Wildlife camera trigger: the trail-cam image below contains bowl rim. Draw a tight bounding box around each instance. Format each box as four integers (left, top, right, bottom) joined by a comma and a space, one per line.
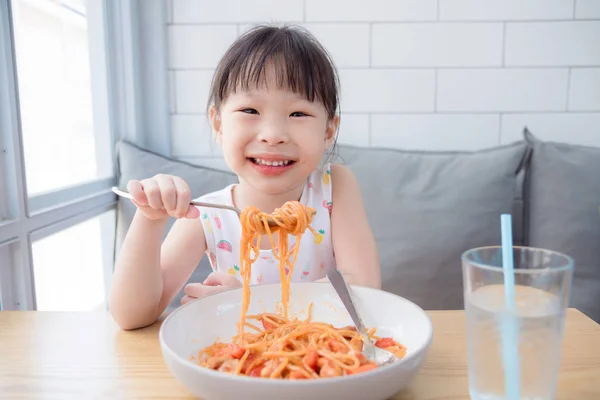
159, 281, 434, 386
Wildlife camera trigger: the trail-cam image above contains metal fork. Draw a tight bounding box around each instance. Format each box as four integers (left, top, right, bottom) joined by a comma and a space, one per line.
112, 187, 291, 228
326, 269, 397, 366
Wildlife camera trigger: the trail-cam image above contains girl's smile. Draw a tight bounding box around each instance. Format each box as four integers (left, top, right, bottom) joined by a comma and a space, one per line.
248, 155, 297, 176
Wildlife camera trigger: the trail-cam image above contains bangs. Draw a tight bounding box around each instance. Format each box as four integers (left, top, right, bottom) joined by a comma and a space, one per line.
209, 25, 339, 118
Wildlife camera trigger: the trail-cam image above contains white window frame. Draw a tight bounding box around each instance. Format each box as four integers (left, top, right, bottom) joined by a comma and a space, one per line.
0, 0, 171, 311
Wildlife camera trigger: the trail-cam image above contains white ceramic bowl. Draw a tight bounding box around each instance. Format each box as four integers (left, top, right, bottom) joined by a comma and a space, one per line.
159, 282, 433, 400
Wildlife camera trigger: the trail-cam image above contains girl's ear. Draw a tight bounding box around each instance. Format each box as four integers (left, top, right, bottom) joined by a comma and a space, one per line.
324, 115, 339, 150
209, 106, 222, 144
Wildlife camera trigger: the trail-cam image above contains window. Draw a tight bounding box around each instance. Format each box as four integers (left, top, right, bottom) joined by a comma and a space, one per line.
32, 210, 115, 311
11, 0, 113, 197
0, 0, 117, 311
0, 0, 170, 311
0, 240, 29, 310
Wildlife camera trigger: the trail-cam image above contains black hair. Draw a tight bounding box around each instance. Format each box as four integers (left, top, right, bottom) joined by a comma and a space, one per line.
207, 24, 340, 122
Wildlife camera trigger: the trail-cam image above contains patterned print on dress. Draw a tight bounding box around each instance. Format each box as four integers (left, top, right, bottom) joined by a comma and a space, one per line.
202, 213, 212, 233
323, 200, 332, 215
300, 263, 310, 280
227, 264, 239, 276
323, 169, 330, 185
217, 240, 232, 252
314, 229, 325, 244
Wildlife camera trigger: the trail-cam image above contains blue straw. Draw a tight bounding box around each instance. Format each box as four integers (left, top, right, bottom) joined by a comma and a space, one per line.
500, 214, 520, 399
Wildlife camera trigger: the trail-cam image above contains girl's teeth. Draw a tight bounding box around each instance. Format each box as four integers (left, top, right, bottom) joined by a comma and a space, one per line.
253, 158, 290, 166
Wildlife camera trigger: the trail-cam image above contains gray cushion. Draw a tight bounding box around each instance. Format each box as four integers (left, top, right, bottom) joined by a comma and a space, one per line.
524, 129, 600, 322
115, 141, 238, 308
337, 142, 528, 311
512, 170, 526, 247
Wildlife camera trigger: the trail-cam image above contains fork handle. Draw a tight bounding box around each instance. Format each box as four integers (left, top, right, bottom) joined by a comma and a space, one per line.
188, 200, 240, 215
111, 187, 241, 215
326, 269, 375, 353
326, 269, 368, 334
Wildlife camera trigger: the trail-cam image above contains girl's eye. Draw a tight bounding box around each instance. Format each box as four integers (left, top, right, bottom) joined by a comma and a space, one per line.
240, 108, 258, 115
290, 111, 308, 117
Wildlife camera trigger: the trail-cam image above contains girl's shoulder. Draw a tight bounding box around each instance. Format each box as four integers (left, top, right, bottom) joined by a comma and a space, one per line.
303, 162, 354, 212
306, 162, 333, 187
309, 163, 360, 207
306, 162, 353, 189
304, 163, 332, 204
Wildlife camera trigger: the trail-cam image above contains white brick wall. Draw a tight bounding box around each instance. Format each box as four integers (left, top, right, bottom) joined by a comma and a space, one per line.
174, 70, 213, 113
172, 0, 303, 23
167, 0, 600, 162
168, 25, 238, 69
171, 115, 219, 157
371, 114, 500, 150
340, 69, 435, 112
305, 0, 438, 22
304, 24, 370, 68
569, 68, 600, 110
505, 21, 600, 66
575, 0, 600, 19
439, 0, 575, 21
437, 69, 570, 112
372, 23, 504, 67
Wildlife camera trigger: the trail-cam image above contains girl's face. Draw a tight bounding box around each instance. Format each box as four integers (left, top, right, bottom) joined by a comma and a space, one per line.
210, 70, 338, 197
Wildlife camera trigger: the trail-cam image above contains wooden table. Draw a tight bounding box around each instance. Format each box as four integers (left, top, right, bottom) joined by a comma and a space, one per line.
0, 309, 599, 399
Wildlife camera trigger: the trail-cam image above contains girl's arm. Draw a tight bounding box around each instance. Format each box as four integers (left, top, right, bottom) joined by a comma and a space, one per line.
327, 164, 382, 289
110, 214, 206, 330
109, 176, 207, 330
324, 165, 381, 289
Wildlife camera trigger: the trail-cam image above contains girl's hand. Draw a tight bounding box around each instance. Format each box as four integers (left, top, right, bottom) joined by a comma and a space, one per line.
181, 272, 242, 304
126, 174, 200, 221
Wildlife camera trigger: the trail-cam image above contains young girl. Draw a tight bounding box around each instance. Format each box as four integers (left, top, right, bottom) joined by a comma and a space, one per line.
109, 25, 380, 330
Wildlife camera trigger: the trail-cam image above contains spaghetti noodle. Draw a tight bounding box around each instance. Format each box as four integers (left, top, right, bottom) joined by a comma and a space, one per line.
195, 201, 406, 379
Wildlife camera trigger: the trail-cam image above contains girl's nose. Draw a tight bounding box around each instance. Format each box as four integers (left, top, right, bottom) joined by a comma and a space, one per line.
260, 136, 286, 145
257, 122, 289, 145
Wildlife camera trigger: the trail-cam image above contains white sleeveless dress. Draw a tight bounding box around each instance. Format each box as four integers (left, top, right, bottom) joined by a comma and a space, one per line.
195, 164, 336, 285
